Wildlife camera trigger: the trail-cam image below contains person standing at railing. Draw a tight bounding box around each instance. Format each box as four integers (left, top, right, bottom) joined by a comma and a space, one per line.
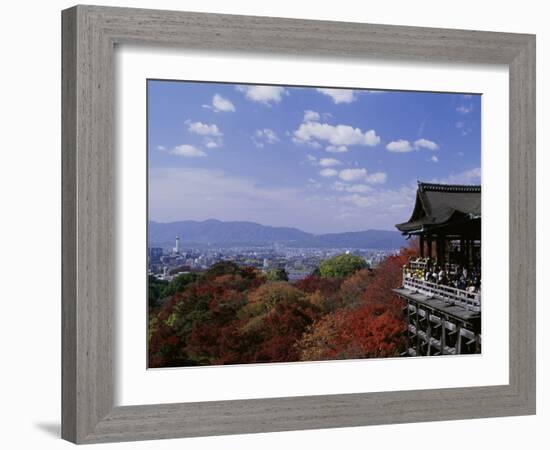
440, 269, 450, 286
424, 269, 432, 282
403, 258, 481, 295
430, 268, 438, 284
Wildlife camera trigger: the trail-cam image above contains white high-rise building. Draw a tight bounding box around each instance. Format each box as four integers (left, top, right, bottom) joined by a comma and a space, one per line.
174, 235, 180, 254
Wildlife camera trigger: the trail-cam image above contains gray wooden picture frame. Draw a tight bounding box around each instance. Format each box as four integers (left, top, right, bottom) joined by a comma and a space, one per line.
61, 4, 536, 444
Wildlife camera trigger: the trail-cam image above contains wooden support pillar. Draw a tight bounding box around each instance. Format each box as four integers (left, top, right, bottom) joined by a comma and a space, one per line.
441, 320, 446, 354
409, 304, 412, 354
426, 315, 432, 356
436, 237, 443, 266
473, 240, 480, 267
455, 325, 462, 354
427, 236, 432, 260
415, 305, 420, 355
419, 235, 424, 257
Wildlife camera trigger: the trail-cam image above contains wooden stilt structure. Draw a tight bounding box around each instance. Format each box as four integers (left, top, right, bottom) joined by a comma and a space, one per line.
394, 182, 481, 356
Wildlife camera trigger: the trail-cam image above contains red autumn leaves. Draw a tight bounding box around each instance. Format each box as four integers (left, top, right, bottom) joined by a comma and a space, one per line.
149, 247, 417, 368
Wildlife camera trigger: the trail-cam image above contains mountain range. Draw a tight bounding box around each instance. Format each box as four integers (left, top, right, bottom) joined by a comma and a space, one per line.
148, 219, 406, 249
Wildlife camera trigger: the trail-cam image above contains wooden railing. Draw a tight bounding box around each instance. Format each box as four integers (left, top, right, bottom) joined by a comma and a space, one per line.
402, 276, 481, 312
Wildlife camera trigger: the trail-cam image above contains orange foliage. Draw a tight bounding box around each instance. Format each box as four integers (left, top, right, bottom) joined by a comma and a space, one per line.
361, 246, 416, 306
297, 247, 416, 361
339, 268, 374, 308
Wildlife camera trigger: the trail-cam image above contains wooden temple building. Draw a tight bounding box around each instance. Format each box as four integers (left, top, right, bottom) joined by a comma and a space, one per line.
394, 182, 481, 356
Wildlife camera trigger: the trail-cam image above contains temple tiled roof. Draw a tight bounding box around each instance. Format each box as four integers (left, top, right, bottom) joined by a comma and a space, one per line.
395, 182, 481, 234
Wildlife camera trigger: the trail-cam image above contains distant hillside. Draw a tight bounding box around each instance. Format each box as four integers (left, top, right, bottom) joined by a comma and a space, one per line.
297, 230, 407, 249
149, 219, 406, 250
149, 219, 310, 246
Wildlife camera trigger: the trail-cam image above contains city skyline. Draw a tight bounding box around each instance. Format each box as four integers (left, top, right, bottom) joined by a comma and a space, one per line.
148, 81, 481, 234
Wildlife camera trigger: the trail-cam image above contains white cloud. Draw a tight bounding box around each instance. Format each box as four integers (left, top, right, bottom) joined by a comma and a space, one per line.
458, 151, 465, 157
318, 158, 342, 167
212, 94, 235, 112
187, 121, 223, 137
326, 145, 349, 153
365, 172, 387, 184
253, 128, 279, 147
202, 94, 235, 112
428, 155, 439, 163
456, 121, 471, 136
236, 85, 287, 105
306, 178, 322, 190
306, 154, 317, 163
157, 145, 166, 151
319, 168, 338, 177
386, 139, 413, 153
149, 167, 403, 232
307, 141, 322, 149
293, 122, 380, 149
341, 194, 376, 208
149, 168, 417, 233
348, 184, 373, 193
316, 88, 356, 104
414, 138, 439, 150
170, 145, 207, 158
432, 167, 481, 185
332, 182, 373, 193
150, 167, 304, 224
210, 94, 235, 112
386, 138, 439, 153
338, 184, 417, 214
339, 168, 367, 181
456, 104, 473, 114
204, 138, 221, 149
186, 121, 223, 147
303, 110, 321, 122
337, 168, 387, 184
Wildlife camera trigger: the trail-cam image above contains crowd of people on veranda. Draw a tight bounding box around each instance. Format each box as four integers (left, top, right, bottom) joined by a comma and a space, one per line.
403, 257, 481, 294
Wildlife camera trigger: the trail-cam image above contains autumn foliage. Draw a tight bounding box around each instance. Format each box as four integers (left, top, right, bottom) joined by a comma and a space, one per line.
148, 247, 417, 368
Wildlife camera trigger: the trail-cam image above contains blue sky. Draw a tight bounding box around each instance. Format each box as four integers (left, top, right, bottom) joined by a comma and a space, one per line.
148, 80, 481, 234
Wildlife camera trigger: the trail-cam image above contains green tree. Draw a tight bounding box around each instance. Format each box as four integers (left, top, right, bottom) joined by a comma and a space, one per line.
266, 268, 289, 282
160, 272, 199, 298
319, 253, 368, 279
204, 261, 241, 278
148, 263, 266, 367
171, 272, 198, 292
148, 274, 168, 307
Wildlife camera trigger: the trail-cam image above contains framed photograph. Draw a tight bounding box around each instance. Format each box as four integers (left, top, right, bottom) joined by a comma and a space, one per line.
62, 5, 536, 444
